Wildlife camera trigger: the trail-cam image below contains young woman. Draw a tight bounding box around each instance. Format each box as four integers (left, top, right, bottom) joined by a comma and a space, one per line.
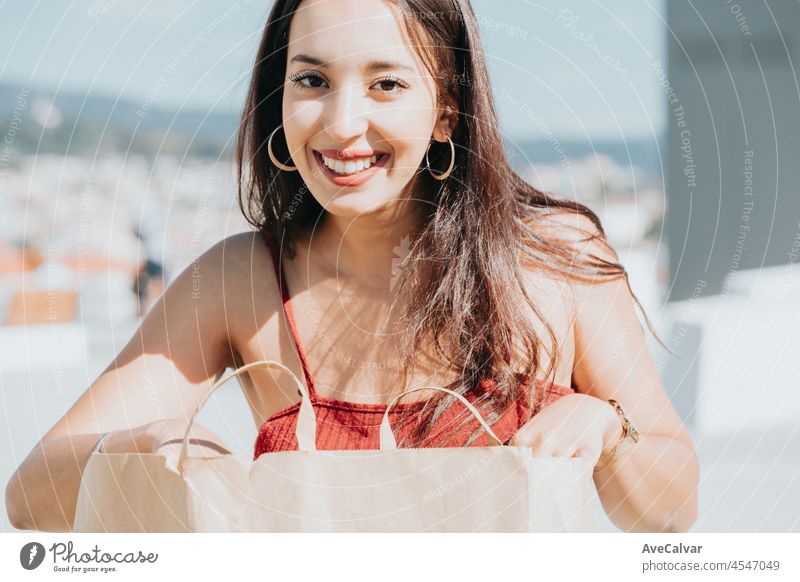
6, 0, 698, 533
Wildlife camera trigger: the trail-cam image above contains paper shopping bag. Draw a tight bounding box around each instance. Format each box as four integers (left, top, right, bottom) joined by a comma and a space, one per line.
73, 360, 596, 532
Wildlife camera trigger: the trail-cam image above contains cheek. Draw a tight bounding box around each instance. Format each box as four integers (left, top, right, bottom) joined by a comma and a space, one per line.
378, 112, 435, 171
387, 93, 438, 157
282, 101, 323, 159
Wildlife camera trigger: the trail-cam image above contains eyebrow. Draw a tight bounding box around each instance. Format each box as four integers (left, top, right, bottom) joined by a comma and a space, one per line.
289, 53, 415, 73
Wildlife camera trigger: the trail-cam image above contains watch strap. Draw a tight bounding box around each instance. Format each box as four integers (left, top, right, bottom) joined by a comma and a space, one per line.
593, 399, 637, 472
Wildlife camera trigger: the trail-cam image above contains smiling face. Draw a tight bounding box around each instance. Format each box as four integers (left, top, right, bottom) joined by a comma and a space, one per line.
282, 0, 450, 218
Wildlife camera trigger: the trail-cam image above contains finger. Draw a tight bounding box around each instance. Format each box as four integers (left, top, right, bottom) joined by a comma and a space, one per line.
508, 431, 541, 449
509, 429, 547, 450
507, 424, 537, 447
531, 433, 559, 457
572, 445, 600, 462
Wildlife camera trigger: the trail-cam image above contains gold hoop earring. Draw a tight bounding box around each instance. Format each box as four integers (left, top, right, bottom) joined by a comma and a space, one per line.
267, 124, 297, 171
425, 135, 455, 181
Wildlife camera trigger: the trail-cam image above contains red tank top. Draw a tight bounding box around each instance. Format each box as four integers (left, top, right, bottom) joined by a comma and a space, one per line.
253, 228, 577, 459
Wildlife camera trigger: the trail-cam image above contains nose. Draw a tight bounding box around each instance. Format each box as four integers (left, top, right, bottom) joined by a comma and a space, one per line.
323, 83, 369, 143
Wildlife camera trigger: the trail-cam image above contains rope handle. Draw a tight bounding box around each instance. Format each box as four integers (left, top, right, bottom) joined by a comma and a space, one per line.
176, 361, 503, 468
379, 386, 503, 450
177, 359, 314, 474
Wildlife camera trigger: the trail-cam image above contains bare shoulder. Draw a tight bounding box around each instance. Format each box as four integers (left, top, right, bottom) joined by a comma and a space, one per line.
204, 230, 282, 338
522, 208, 622, 314
180, 230, 275, 309
535, 211, 650, 397
516, 209, 613, 381
207, 230, 274, 269
532, 208, 624, 292
123, 229, 279, 370
535, 208, 618, 262
151, 228, 283, 366
210, 230, 276, 277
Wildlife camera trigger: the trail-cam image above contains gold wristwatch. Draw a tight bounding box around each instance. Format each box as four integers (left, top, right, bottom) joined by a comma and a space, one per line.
593, 398, 640, 472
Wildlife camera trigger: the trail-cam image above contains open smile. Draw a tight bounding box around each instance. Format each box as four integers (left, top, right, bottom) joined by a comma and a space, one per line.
312, 149, 391, 187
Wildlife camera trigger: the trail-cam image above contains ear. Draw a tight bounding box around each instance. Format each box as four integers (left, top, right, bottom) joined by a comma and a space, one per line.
432, 104, 458, 142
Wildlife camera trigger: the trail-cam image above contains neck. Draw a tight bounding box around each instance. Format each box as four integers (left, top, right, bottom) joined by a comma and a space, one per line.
311, 199, 424, 291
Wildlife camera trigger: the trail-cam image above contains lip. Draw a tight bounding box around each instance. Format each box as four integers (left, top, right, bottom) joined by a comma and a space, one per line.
312, 149, 390, 187
316, 148, 388, 160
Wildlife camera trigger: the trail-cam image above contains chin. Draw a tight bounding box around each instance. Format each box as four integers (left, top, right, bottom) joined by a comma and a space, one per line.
313, 186, 401, 218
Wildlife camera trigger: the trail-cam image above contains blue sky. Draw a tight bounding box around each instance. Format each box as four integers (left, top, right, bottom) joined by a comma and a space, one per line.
0, 0, 666, 141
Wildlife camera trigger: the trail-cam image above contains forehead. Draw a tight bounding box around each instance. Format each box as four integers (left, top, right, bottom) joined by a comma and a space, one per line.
288, 0, 421, 69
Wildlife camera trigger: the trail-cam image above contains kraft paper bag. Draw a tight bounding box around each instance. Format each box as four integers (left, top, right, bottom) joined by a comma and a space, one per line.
73, 360, 595, 532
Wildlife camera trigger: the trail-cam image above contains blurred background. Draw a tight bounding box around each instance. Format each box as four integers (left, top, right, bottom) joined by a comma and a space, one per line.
0, 0, 798, 532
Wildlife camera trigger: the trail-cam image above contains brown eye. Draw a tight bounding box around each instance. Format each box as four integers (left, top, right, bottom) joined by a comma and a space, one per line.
372, 75, 409, 94
289, 71, 328, 89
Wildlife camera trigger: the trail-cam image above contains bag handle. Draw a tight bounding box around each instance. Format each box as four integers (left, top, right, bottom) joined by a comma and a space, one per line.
379, 386, 503, 450
177, 359, 317, 474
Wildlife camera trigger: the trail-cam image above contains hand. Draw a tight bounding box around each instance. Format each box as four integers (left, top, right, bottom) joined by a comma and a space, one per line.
100, 419, 232, 460
507, 394, 622, 465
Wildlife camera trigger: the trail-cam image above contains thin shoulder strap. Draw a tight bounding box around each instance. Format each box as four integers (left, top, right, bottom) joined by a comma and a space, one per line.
257, 227, 317, 397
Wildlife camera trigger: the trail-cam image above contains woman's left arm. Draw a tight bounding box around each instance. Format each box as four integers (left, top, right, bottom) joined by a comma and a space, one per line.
570, 257, 699, 532
511, 213, 700, 532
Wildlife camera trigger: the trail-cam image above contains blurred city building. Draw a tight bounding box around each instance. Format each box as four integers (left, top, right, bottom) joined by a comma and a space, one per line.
666, 0, 800, 301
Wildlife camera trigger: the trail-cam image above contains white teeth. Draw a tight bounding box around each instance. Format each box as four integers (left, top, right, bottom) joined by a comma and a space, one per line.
320, 153, 381, 175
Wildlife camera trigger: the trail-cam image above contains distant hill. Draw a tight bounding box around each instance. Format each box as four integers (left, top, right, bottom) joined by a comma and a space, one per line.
0, 82, 663, 173
505, 136, 663, 176
0, 82, 239, 161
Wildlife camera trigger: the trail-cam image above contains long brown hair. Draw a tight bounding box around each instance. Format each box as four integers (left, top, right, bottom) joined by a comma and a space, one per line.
236, 0, 664, 446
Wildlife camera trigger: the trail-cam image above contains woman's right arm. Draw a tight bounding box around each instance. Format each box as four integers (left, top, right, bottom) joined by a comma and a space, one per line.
4, 235, 251, 532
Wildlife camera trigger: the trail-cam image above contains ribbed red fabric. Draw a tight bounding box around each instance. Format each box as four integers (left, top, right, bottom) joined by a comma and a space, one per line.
253, 228, 577, 459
